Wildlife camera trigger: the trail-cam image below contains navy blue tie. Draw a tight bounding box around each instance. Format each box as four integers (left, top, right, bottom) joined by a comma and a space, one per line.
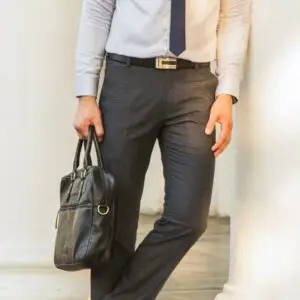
170, 0, 186, 56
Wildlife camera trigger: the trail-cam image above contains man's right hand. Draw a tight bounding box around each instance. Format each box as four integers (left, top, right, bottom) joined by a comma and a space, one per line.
73, 96, 104, 140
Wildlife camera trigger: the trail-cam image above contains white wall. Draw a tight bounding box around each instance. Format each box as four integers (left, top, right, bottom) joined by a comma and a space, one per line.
0, 1, 89, 299
216, 0, 300, 299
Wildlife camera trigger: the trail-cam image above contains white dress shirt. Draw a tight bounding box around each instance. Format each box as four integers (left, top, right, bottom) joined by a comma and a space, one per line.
76, 0, 251, 100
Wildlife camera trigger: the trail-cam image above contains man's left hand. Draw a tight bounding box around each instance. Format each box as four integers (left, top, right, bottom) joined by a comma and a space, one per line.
205, 94, 233, 157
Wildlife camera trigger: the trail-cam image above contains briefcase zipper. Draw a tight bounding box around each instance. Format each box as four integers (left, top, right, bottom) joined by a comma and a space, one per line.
55, 203, 92, 229
55, 202, 108, 229
60, 202, 92, 210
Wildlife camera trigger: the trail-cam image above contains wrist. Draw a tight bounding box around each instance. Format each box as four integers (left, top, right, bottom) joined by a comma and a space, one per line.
78, 96, 97, 103
216, 94, 233, 103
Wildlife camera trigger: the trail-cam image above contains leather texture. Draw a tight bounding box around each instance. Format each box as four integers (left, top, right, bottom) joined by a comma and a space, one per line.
54, 126, 115, 271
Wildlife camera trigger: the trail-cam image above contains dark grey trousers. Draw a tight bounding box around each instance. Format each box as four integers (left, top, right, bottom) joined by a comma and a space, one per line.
91, 57, 217, 300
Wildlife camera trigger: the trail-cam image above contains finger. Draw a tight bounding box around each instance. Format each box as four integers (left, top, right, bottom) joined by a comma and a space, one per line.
93, 116, 104, 140
205, 113, 217, 135
214, 138, 231, 157
74, 121, 89, 139
81, 123, 90, 139
212, 131, 227, 152
212, 123, 232, 152
77, 131, 85, 140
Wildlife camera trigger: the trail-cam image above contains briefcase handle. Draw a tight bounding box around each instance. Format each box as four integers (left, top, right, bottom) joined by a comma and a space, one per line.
72, 126, 104, 174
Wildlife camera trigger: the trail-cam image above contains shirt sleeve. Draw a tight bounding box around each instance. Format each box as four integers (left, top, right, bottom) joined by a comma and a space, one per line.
75, 0, 115, 98
216, 0, 251, 102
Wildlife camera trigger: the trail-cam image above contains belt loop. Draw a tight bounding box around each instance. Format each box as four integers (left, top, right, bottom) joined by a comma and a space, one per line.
194, 63, 199, 71
126, 57, 131, 67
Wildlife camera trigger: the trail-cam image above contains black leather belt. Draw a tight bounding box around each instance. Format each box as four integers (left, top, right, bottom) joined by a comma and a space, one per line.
107, 53, 210, 70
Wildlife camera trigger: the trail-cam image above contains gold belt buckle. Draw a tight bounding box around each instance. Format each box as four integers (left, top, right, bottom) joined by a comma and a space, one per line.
155, 57, 177, 70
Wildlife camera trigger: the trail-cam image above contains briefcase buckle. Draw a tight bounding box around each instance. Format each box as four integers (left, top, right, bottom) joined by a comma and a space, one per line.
155, 57, 177, 70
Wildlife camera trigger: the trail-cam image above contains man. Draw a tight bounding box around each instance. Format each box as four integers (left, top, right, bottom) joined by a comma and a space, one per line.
74, 0, 250, 299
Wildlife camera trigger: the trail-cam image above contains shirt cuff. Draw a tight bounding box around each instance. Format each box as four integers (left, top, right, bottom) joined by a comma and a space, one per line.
75, 73, 100, 98
216, 72, 240, 104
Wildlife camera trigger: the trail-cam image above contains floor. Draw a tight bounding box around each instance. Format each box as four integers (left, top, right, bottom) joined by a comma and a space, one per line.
136, 215, 230, 300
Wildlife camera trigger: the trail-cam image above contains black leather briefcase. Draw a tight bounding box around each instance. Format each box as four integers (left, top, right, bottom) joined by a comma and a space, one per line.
54, 126, 115, 271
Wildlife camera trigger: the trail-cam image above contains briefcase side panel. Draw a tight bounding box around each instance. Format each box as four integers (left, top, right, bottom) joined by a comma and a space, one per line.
54, 204, 93, 271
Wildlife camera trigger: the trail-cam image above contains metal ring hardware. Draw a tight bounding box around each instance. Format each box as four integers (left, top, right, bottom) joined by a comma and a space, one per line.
97, 205, 110, 216
80, 169, 87, 180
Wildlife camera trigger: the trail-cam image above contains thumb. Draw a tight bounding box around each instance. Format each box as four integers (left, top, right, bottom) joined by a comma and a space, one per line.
205, 113, 217, 135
